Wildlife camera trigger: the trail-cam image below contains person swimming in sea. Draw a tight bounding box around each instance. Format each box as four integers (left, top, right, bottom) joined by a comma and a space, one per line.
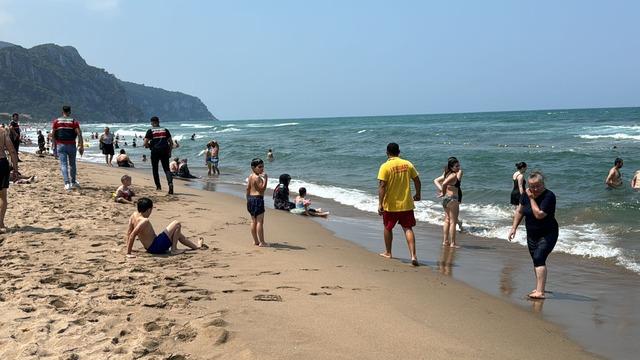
511, 162, 527, 206
605, 158, 624, 189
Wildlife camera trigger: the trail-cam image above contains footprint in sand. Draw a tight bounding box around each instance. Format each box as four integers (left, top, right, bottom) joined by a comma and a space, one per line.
309, 292, 332, 296
276, 286, 301, 292
299, 268, 320, 272
321, 285, 343, 290
253, 294, 282, 302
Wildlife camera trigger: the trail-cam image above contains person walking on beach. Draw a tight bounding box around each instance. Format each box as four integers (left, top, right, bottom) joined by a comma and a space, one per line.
99, 127, 115, 166
511, 162, 527, 206
52, 105, 84, 190
8, 113, 21, 162
508, 171, 558, 299
144, 116, 174, 194
434, 157, 463, 247
247, 158, 269, 247
377, 143, 421, 266
0, 125, 19, 233
605, 158, 624, 189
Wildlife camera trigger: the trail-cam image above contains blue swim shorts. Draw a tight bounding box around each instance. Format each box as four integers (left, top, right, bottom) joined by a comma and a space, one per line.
247, 195, 265, 217
147, 231, 172, 254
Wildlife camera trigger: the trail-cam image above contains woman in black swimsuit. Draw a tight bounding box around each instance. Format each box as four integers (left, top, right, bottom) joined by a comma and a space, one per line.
510, 162, 527, 206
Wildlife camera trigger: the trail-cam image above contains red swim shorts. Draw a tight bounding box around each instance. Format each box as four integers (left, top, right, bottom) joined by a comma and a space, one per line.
382, 210, 416, 231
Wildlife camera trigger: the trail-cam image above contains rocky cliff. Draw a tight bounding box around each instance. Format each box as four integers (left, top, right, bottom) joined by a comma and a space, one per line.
0, 42, 217, 122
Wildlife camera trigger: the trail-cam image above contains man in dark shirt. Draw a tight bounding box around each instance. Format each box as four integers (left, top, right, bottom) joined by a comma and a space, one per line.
52, 105, 84, 190
37, 130, 46, 153
9, 113, 21, 162
144, 116, 174, 194
508, 171, 558, 300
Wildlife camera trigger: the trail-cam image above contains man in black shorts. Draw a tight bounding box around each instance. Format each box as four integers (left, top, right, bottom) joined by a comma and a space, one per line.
144, 116, 174, 194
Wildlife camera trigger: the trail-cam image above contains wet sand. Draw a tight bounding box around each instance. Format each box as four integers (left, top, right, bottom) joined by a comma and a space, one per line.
0, 153, 596, 359
203, 183, 637, 360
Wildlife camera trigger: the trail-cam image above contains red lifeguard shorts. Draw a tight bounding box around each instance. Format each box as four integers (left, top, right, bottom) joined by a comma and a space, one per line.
383, 210, 416, 231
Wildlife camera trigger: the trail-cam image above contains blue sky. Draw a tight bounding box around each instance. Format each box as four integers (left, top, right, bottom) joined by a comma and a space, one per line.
1, 0, 639, 120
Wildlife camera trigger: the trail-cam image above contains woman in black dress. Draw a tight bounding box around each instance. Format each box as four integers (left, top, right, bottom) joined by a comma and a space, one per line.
508, 171, 557, 299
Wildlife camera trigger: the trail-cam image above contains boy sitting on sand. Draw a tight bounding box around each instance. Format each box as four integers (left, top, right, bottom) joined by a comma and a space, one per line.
291, 187, 329, 217
246, 158, 269, 247
125, 197, 205, 257
115, 175, 136, 204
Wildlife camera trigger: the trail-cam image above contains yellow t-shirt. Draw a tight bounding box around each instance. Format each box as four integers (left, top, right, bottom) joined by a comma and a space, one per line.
377, 157, 419, 212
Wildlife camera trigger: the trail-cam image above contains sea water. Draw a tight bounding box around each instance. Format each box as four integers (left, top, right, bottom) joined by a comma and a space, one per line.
22, 107, 640, 274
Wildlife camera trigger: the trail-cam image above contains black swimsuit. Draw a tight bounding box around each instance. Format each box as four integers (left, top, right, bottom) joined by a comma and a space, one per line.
511, 176, 525, 205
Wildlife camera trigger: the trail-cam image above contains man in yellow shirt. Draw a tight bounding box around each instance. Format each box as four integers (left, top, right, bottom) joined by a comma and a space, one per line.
377, 143, 421, 266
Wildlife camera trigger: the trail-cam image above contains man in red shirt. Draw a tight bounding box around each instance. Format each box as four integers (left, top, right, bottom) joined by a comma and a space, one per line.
52, 105, 84, 191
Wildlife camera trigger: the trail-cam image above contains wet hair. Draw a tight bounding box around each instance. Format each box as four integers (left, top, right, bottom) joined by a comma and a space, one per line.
444, 157, 459, 177
11, 113, 18, 118
298, 187, 307, 197
173, 157, 179, 162
120, 149, 126, 154
137, 197, 153, 213
515, 162, 527, 170
150, 116, 159, 123
251, 158, 264, 168
279, 173, 291, 187
386, 143, 400, 156
528, 171, 545, 185
62, 105, 71, 114
614, 157, 623, 166
121, 175, 131, 183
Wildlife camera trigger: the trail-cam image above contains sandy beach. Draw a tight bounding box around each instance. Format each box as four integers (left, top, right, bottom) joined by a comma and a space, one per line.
0, 153, 597, 359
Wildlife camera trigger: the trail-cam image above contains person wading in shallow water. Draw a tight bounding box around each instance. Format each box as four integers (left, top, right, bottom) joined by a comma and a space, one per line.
377, 142, 421, 266
508, 171, 558, 300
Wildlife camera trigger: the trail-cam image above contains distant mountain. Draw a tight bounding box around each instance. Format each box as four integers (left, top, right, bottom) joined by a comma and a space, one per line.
0, 43, 217, 122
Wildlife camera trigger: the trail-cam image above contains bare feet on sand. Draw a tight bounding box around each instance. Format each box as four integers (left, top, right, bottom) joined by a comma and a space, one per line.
171, 249, 186, 255
379, 253, 392, 259
197, 238, 208, 249
257, 242, 270, 247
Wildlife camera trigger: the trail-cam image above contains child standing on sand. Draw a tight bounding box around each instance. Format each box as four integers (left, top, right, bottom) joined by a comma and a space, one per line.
115, 174, 136, 204
246, 158, 269, 247
125, 197, 205, 257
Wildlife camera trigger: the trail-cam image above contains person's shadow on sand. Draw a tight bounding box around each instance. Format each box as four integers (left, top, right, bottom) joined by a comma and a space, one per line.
268, 243, 306, 251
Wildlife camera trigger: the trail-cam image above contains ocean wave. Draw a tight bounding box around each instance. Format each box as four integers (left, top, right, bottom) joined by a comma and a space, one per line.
266, 177, 640, 274
357, 130, 367, 134
215, 128, 241, 133
245, 122, 299, 128
578, 134, 640, 141
179, 123, 216, 129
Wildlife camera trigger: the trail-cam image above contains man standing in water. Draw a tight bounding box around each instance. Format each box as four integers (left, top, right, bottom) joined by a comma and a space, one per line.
52, 105, 84, 190
377, 142, 421, 266
605, 157, 624, 189
144, 116, 174, 194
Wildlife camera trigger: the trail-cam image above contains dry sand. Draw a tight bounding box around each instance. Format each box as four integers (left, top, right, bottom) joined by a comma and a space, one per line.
0, 153, 598, 359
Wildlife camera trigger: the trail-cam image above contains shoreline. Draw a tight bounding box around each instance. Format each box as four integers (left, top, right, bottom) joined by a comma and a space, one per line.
187, 176, 639, 360
0, 153, 598, 359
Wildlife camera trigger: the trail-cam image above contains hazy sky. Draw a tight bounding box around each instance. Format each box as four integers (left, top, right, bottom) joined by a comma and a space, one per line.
1, 0, 639, 120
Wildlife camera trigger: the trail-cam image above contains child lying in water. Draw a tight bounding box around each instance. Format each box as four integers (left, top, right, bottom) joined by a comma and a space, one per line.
291, 187, 329, 216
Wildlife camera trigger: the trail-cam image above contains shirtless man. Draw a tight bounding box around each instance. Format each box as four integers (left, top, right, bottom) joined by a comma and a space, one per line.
631, 170, 640, 190
605, 158, 624, 189
125, 197, 205, 257
0, 126, 19, 232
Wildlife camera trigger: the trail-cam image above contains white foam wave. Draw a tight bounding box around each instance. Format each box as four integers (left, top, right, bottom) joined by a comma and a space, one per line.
179, 123, 216, 129
578, 134, 640, 141
357, 130, 367, 134
245, 122, 299, 128
215, 128, 241, 133
266, 178, 639, 274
